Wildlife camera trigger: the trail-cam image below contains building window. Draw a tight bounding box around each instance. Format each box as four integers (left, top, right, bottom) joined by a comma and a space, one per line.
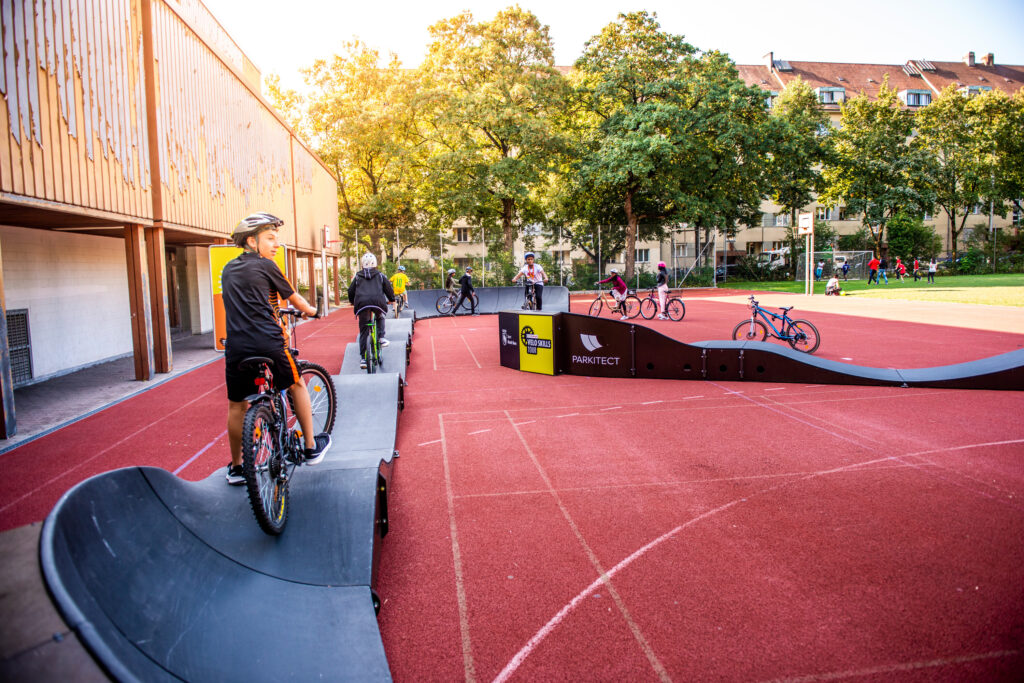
635, 249, 650, 263
673, 244, 688, 258
1012, 205, 1022, 227
960, 85, 992, 98
816, 87, 845, 104
901, 90, 932, 106
971, 204, 982, 215
454, 257, 472, 270
923, 210, 933, 221
455, 228, 471, 242
746, 243, 760, 255
774, 213, 790, 227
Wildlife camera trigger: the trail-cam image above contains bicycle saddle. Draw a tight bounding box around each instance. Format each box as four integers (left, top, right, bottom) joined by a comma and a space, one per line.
780, 306, 794, 313
238, 356, 273, 371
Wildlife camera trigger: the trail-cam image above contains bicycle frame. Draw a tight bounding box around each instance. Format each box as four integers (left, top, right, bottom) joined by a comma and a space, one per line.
745, 301, 793, 340
592, 288, 625, 314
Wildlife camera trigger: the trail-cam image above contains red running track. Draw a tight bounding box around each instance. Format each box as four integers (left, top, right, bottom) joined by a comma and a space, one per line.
377, 304, 1024, 681
2, 300, 1023, 680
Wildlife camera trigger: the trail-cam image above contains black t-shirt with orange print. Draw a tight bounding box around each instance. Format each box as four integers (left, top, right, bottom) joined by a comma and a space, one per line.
221, 251, 295, 355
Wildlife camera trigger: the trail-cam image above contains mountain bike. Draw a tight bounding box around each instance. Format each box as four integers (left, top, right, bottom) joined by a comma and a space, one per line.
239, 306, 337, 535
435, 290, 479, 315
731, 295, 821, 354
359, 305, 387, 374
639, 287, 686, 321
520, 281, 538, 310
588, 286, 641, 319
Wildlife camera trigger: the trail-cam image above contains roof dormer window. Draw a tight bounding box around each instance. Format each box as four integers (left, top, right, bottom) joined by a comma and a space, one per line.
816, 87, 845, 104
899, 89, 932, 106
959, 85, 992, 97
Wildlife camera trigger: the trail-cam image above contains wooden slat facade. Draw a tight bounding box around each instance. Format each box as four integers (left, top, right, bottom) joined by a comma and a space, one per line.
0, 0, 339, 251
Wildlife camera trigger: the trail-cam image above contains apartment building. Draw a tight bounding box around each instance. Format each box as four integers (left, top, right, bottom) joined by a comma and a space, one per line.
0, 0, 340, 437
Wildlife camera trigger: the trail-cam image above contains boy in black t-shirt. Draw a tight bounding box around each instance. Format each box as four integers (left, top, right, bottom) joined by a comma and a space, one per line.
221, 213, 332, 485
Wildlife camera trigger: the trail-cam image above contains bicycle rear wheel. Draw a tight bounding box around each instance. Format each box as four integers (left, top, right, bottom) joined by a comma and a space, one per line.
785, 319, 821, 354
588, 299, 603, 316
460, 293, 479, 312
639, 297, 658, 320
666, 298, 686, 321
436, 295, 454, 315
622, 295, 642, 319
298, 361, 336, 435
732, 319, 767, 341
242, 402, 289, 535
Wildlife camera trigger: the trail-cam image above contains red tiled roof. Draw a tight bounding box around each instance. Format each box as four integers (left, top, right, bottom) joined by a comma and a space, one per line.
913, 61, 1024, 96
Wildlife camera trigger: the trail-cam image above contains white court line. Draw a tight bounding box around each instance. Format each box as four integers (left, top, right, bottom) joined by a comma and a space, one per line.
804, 385, 824, 388
461, 335, 482, 369
764, 387, 786, 391
642, 400, 662, 405
555, 413, 579, 418
467, 429, 491, 435
431, 335, 438, 371
173, 429, 227, 475
418, 439, 442, 447
439, 415, 477, 681
601, 406, 622, 411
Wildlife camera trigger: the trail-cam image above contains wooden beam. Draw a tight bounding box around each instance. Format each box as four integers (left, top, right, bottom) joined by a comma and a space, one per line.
0, 238, 17, 438
124, 225, 154, 380
332, 256, 340, 306
307, 252, 316, 306
146, 226, 172, 373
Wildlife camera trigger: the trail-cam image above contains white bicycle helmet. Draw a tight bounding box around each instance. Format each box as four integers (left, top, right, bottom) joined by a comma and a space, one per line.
361, 252, 377, 269
609, 268, 619, 274
448, 268, 456, 274
231, 212, 283, 248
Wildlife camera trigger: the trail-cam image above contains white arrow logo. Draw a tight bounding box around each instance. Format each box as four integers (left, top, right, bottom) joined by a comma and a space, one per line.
581, 334, 603, 352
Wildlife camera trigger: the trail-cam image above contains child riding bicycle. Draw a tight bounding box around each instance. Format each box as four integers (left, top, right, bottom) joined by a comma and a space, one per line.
348, 253, 396, 369
511, 251, 548, 310
221, 213, 332, 485
389, 265, 409, 316
597, 269, 630, 320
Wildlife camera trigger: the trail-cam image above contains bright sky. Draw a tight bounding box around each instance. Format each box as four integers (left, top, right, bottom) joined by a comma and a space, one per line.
202, 0, 1024, 92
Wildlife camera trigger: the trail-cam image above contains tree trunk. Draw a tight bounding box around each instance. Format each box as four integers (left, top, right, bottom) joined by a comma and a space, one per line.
502, 198, 515, 253
624, 190, 638, 281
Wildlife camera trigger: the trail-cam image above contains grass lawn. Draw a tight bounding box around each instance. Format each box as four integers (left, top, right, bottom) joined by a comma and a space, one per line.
716, 273, 1024, 306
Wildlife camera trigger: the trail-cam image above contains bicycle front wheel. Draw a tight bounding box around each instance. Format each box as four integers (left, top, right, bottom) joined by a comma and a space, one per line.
436, 295, 454, 315
732, 319, 767, 341
639, 297, 658, 320
298, 361, 336, 435
622, 295, 642, 319
588, 299, 603, 316
786, 319, 821, 354
666, 298, 686, 321
460, 293, 479, 312
242, 403, 289, 535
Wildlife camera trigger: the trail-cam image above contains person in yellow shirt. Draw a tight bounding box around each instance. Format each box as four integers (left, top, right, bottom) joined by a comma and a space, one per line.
389, 265, 409, 317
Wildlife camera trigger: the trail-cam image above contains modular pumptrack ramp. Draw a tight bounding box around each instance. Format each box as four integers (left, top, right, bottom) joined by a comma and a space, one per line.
39, 323, 414, 682
403, 285, 570, 319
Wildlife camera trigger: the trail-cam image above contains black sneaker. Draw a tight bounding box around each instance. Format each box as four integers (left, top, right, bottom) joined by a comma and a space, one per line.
304, 433, 332, 465
225, 463, 245, 486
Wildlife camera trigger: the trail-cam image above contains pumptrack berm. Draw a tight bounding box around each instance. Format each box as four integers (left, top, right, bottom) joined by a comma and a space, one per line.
402, 285, 570, 319
39, 320, 413, 682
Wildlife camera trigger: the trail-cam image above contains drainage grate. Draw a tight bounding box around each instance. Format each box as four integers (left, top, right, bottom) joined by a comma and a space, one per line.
6, 309, 33, 386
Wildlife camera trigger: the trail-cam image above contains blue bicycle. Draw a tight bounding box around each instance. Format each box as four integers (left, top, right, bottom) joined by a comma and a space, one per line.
732, 295, 821, 354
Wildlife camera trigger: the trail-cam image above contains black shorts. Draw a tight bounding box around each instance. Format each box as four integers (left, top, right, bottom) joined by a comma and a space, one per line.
225, 345, 302, 402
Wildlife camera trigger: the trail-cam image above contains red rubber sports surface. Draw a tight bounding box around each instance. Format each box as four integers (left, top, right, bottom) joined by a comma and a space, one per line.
377, 300, 1024, 681
3, 300, 1023, 680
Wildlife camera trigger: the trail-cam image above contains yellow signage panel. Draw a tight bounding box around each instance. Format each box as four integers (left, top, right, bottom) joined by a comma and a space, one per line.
209, 245, 288, 351
518, 314, 555, 375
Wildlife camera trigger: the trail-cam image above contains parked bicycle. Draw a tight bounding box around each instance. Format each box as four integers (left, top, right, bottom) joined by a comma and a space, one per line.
639, 288, 686, 321
588, 286, 641, 319
732, 295, 821, 353
435, 290, 479, 315
239, 306, 337, 535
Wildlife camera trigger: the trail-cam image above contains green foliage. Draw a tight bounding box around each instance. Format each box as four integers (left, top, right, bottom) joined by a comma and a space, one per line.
886, 213, 943, 261
420, 7, 567, 251
838, 227, 873, 252
735, 255, 792, 282
820, 79, 933, 252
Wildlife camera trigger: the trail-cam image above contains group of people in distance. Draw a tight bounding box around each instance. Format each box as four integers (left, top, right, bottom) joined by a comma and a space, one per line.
597, 261, 675, 320
867, 255, 938, 285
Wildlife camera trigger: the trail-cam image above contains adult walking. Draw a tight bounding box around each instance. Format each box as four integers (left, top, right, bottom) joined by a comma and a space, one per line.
867, 254, 880, 284
927, 258, 937, 283
912, 256, 921, 282
656, 261, 671, 319
878, 255, 889, 284
454, 266, 477, 315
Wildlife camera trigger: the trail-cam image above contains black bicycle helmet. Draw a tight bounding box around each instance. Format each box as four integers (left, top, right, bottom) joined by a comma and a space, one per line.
232, 212, 284, 248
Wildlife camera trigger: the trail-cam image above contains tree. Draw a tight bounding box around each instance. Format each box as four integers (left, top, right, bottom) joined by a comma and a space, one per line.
419, 7, 567, 253
913, 85, 992, 261
820, 79, 932, 255
886, 213, 942, 261
765, 77, 829, 276
573, 12, 771, 280
301, 41, 428, 262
